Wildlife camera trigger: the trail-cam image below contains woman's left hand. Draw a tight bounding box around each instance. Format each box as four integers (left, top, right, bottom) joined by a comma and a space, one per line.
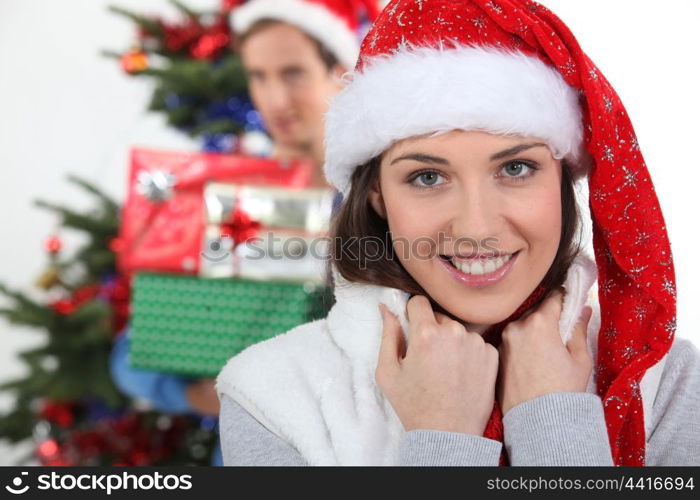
497, 290, 594, 416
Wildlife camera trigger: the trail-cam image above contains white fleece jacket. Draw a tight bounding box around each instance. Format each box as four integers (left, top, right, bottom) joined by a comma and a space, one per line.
216, 253, 667, 465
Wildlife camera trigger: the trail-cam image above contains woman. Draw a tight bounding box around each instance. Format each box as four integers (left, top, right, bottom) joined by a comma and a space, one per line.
216, 0, 700, 466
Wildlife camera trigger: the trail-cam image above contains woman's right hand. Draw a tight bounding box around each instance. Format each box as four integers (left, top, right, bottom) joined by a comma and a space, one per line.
375, 295, 499, 436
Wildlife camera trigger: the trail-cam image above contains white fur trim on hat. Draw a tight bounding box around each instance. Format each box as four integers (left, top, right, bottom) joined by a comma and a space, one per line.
323, 44, 587, 196
232, 0, 359, 69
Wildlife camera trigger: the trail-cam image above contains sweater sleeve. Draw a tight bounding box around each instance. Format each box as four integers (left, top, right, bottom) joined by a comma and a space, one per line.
219, 394, 308, 466
398, 430, 503, 466
645, 337, 700, 466
502, 337, 700, 466
219, 394, 503, 465
502, 392, 614, 466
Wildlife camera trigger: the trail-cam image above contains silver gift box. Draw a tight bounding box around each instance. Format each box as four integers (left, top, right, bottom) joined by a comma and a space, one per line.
200, 183, 335, 282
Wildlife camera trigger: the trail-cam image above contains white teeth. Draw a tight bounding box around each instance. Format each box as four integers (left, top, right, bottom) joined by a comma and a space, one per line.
483, 260, 496, 274
450, 253, 513, 275
470, 261, 484, 274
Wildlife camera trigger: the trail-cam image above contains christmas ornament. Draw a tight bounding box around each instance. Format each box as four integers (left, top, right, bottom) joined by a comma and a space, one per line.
119, 48, 148, 74
35, 266, 61, 291
190, 18, 231, 60
44, 235, 63, 254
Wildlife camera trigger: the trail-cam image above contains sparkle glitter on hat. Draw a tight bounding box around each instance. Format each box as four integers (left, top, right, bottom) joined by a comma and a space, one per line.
324, 0, 677, 466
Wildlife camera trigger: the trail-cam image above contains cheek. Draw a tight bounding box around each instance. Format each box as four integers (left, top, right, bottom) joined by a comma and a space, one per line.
383, 188, 442, 261
295, 76, 332, 113
518, 183, 562, 255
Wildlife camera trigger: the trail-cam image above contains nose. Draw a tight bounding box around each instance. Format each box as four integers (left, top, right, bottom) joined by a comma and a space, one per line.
447, 184, 503, 254
262, 79, 293, 113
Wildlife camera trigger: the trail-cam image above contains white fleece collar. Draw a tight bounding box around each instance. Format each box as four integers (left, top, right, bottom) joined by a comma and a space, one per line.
325, 253, 665, 437
327, 253, 597, 366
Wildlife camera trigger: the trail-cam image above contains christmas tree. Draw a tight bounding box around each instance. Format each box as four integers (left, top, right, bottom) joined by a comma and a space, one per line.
0, 175, 217, 465
105, 0, 267, 153
0, 0, 255, 465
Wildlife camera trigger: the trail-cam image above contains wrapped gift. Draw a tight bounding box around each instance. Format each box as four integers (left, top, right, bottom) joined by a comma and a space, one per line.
115, 147, 315, 275
128, 273, 334, 376
125, 163, 337, 376
200, 182, 335, 280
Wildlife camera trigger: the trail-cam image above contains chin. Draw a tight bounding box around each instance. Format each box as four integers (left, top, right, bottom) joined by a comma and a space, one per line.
446, 302, 512, 327
426, 287, 524, 327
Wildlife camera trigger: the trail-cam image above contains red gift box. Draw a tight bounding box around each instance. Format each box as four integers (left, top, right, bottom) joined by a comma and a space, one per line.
114, 147, 314, 275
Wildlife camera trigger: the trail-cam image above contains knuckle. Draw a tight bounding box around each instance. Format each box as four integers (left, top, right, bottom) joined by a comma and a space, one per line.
415, 322, 438, 340
408, 295, 429, 308
501, 326, 516, 343
446, 321, 466, 336
374, 366, 391, 388
464, 330, 485, 345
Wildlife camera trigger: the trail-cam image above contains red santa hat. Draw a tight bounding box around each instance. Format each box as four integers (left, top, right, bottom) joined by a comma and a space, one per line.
231, 0, 381, 69
324, 0, 677, 467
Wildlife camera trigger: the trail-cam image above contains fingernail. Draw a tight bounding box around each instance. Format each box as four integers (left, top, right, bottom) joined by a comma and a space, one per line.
378, 303, 387, 319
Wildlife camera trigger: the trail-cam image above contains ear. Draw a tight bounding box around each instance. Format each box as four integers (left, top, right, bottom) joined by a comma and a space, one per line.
368, 177, 387, 220
329, 64, 347, 91
331, 64, 346, 80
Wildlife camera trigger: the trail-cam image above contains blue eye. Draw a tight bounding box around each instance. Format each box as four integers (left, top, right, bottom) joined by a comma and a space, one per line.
501, 161, 539, 181
408, 170, 446, 190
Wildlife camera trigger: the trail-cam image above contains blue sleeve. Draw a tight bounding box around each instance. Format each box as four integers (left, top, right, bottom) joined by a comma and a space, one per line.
110, 327, 196, 414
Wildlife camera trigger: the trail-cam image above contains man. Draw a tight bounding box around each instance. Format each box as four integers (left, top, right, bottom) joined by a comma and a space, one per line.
111, 0, 379, 465
234, 0, 379, 186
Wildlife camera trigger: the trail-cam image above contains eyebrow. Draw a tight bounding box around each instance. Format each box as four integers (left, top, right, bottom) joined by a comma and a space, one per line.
389, 142, 548, 166
489, 142, 548, 161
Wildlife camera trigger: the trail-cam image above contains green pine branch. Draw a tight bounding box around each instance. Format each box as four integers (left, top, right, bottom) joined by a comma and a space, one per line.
169, 0, 200, 19
107, 5, 163, 37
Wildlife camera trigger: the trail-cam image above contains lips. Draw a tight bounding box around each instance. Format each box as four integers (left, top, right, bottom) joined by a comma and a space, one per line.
438, 251, 520, 288
445, 252, 516, 275
272, 117, 296, 130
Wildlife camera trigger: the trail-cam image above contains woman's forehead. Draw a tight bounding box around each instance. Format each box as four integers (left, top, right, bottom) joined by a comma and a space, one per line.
382, 130, 554, 160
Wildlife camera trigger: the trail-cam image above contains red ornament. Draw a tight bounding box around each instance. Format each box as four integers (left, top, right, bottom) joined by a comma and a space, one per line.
40, 401, 75, 428
44, 235, 63, 254
49, 284, 100, 316
109, 237, 126, 253
73, 284, 100, 304
50, 299, 77, 315
37, 439, 60, 460
162, 19, 204, 53
120, 49, 148, 74
220, 206, 262, 246
190, 32, 230, 60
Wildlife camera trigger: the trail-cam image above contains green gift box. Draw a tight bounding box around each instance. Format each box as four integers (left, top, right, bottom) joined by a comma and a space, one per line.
129, 272, 335, 377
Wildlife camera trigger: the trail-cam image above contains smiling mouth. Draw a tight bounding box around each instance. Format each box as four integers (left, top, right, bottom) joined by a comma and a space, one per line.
439, 251, 520, 276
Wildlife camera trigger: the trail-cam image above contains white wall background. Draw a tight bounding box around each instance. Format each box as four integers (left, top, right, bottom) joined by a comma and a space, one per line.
0, 0, 698, 463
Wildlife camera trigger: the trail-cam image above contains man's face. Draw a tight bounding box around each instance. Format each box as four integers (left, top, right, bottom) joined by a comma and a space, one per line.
240, 22, 344, 151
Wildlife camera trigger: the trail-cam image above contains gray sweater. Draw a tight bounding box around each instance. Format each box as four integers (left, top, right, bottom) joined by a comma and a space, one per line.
219, 336, 700, 466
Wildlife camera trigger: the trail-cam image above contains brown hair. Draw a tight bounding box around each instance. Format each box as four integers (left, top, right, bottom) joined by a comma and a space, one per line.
329, 154, 583, 312
236, 19, 340, 72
